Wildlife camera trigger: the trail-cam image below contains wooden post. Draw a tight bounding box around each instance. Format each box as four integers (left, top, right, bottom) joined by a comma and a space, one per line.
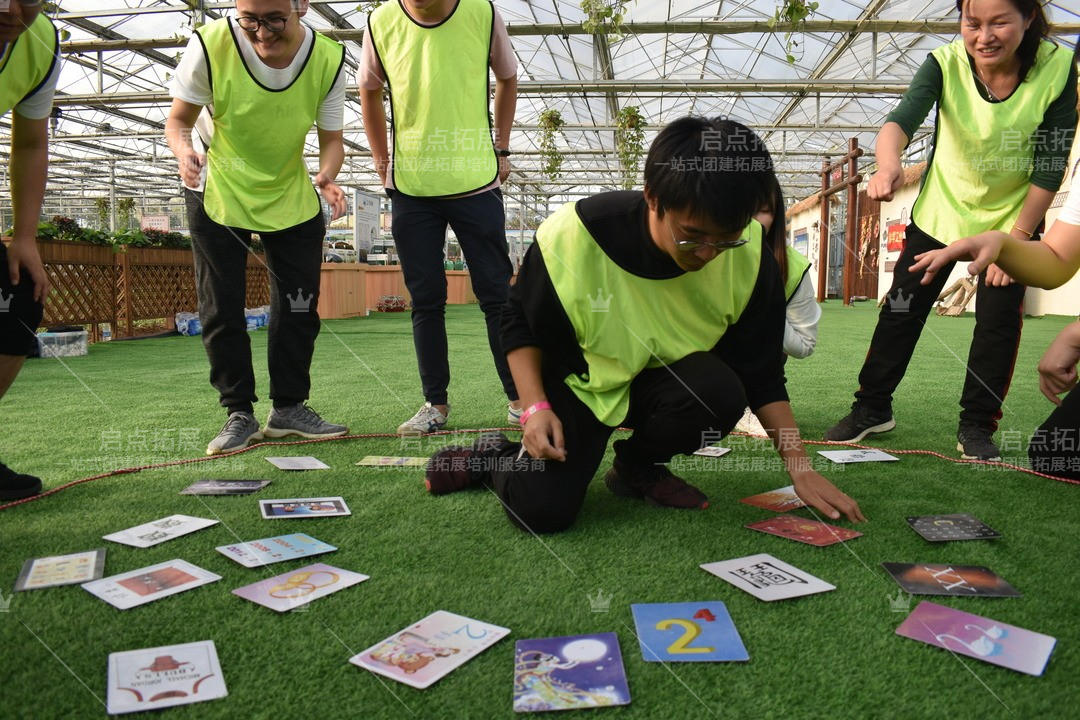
817, 157, 829, 302
115, 246, 131, 338
843, 138, 860, 306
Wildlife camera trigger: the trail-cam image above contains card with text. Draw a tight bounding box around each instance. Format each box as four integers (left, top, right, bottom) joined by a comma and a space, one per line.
216, 533, 337, 568
692, 445, 732, 458
631, 602, 748, 663
180, 479, 272, 495
818, 449, 898, 463
906, 513, 1001, 542
259, 497, 350, 519
701, 553, 835, 601
83, 560, 221, 610
103, 515, 218, 548
107, 640, 226, 715
15, 549, 106, 591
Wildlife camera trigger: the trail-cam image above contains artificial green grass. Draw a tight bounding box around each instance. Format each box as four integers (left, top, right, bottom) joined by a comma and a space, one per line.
2, 302, 1079, 718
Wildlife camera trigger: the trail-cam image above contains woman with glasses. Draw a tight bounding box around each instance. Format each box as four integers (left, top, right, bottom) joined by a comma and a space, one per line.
0, 0, 60, 500
824, 0, 1077, 462
421, 117, 864, 534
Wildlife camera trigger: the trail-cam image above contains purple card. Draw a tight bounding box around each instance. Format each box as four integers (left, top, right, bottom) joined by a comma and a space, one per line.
513, 633, 630, 712
896, 601, 1056, 676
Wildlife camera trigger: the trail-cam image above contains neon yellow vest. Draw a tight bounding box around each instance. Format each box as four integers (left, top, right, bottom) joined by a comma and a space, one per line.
197, 19, 345, 231
0, 14, 59, 117
784, 246, 811, 301
369, 0, 498, 197
539, 202, 763, 426
913, 40, 1073, 242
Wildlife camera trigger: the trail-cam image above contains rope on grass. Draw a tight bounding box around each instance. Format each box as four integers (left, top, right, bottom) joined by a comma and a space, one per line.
2, 429, 1077, 512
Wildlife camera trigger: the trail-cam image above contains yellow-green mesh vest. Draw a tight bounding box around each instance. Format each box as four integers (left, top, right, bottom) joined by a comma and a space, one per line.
784, 246, 811, 301
0, 14, 59, 117
369, 0, 498, 197
197, 19, 344, 231
913, 40, 1073, 242
539, 202, 762, 426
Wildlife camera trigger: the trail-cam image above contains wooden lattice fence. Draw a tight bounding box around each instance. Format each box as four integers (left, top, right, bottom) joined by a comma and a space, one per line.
34, 241, 270, 340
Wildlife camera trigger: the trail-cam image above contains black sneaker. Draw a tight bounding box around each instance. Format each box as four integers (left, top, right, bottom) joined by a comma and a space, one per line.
425, 433, 514, 495
823, 404, 896, 443
957, 423, 1001, 461
603, 457, 709, 510
0, 461, 42, 500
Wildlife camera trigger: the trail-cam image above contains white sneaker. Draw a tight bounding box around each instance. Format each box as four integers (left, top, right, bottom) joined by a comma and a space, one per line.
397, 402, 450, 436
734, 407, 768, 437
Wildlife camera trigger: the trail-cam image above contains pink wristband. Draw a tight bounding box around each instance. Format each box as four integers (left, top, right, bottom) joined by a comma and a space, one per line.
519, 401, 552, 426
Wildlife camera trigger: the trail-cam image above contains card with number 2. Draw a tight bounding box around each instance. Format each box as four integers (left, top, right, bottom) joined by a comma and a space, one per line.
631, 601, 748, 662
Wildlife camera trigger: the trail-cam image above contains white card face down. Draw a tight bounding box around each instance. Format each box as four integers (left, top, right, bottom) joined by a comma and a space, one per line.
700, 553, 835, 601
817, 449, 898, 464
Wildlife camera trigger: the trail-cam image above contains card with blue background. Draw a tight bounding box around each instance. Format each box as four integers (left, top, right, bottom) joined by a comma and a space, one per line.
631, 601, 749, 662
513, 632, 630, 712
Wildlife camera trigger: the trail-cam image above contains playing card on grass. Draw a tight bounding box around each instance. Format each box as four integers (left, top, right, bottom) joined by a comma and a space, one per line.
356, 456, 428, 467
906, 513, 1001, 542
513, 633, 630, 712
265, 456, 330, 470
259, 497, 350, 519
818, 449, 898, 463
745, 514, 862, 546
351, 611, 510, 689
631, 602, 748, 662
896, 601, 1055, 676
180, 479, 272, 495
232, 563, 368, 612
103, 515, 218, 548
15, 549, 106, 591
693, 445, 731, 458
701, 553, 835, 601
882, 563, 1021, 597
216, 533, 337, 568
107, 640, 226, 714
740, 485, 807, 512
83, 560, 221, 610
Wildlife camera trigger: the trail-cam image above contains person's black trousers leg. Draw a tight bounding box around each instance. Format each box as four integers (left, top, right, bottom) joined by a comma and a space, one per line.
187, 188, 257, 415
1029, 389, 1080, 479
446, 189, 518, 401
392, 191, 452, 405
0, 243, 44, 357
259, 211, 325, 407
854, 225, 954, 410
958, 274, 1025, 431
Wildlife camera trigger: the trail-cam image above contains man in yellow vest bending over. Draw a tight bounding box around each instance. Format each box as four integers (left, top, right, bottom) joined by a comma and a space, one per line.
425, 117, 865, 533
0, 1, 60, 500
166, 0, 349, 455
360, 0, 521, 435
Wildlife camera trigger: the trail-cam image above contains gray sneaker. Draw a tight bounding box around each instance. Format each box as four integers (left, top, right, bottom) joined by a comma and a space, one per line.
207, 411, 263, 456
397, 402, 450, 436
264, 404, 348, 439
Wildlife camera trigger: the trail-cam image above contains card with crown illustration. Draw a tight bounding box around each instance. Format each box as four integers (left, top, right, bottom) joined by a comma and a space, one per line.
896, 601, 1055, 676
701, 554, 834, 601
351, 611, 510, 689
513, 633, 631, 712
631, 602, 748, 663
107, 640, 226, 714
882, 563, 1021, 598
15, 549, 106, 591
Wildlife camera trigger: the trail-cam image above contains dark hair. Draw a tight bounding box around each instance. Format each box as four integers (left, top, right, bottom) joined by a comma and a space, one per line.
643, 116, 775, 234
760, 176, 790, 287
956, 0, 1051, 82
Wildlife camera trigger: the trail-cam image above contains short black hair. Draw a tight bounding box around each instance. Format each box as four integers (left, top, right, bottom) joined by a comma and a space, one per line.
643, 116, 776, 234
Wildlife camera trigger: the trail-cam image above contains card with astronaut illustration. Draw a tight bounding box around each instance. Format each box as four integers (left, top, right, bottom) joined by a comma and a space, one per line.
512, 633, 631, 712
350, 611, 510, 689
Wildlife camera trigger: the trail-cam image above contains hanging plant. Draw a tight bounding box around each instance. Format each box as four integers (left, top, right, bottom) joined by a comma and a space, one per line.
357, 2, 385, 15
94, 197, 111, 231
538, 109, 565, 181
580, 1, 634, 40
768, 0, 819, 64
614, 106, 645, 190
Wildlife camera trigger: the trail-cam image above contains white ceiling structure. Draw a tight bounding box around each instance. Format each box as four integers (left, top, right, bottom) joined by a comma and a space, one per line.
2, 0, 1079, 221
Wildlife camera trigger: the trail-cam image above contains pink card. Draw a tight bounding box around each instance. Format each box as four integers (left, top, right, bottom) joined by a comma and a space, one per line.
896, 601, 1056, 676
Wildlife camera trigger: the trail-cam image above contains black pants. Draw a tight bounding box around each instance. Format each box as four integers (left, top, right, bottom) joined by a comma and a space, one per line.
0, 243, 44, 356
854, 223, 1025, 430
1029, 390, 1080, 479
186, 189, 324, 415
487, 352, 746, 533
391, 188, 517, 405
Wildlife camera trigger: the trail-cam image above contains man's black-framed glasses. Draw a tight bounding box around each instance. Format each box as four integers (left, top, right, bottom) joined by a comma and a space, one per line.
236, 15, 288, 33
664, 213, 748, 252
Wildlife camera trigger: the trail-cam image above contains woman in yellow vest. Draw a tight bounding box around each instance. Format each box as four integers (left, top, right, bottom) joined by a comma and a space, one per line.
0, 2, 60, 500
824, 0, 1077, 462
166, 0, 350, 455
423, 118, 865, 533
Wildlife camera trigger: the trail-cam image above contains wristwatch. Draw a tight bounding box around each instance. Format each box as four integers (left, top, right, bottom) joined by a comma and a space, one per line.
495, 148, 512, 157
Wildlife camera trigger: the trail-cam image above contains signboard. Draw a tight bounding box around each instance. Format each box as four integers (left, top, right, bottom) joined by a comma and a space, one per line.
793, 228, 809, 257
353, 191, 381, 252
141, 215, 170, 232
886, 222, 906, 253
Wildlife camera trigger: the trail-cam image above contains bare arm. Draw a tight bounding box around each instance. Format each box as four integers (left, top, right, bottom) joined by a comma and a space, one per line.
507, 345, 565, 461
165, 98, 205, 189
360, 86, 389, 186
754, 400, 865, 523
8, 112, 50, 301
316, 127, 346, 220
493, 74, 517, 183
1038, 321, 1080, 404
866, 122, 910, 202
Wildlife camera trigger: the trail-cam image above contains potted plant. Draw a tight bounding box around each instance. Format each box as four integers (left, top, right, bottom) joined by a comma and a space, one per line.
614, 105, 645, 190
376, 294, 409, 312
538, 108, 565, 181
